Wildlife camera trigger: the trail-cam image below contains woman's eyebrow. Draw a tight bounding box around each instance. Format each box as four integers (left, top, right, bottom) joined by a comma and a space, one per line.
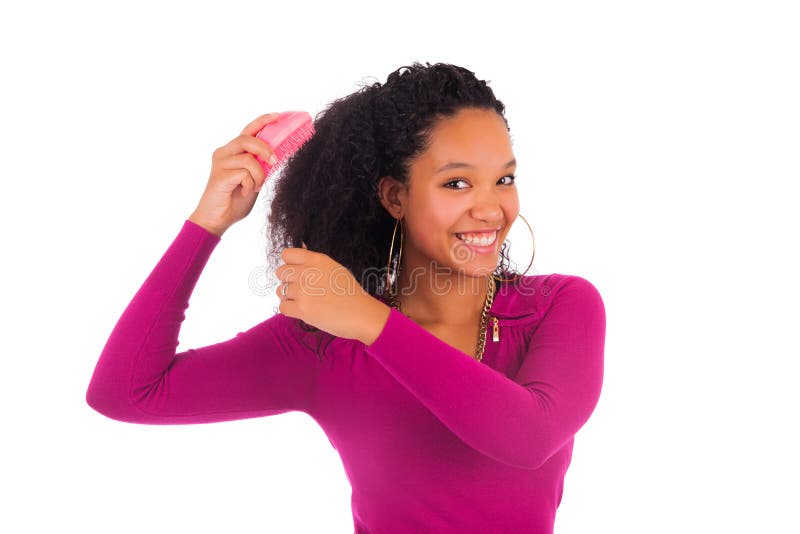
435, 158, 516, 173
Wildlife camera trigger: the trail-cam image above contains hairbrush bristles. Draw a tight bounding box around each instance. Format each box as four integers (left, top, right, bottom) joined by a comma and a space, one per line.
254, 111, 316, 180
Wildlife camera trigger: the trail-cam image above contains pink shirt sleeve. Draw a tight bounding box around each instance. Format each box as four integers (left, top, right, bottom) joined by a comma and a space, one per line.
364, 275, 606, 470
85, 219, 317, 424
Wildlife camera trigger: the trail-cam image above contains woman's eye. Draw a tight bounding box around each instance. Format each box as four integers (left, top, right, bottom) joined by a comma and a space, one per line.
443, 178, 469, 189
443, 175, 517, 189
500, 174, 517, 185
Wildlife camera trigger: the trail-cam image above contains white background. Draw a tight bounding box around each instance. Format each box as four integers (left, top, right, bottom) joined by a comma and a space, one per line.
2, 1, 798, 532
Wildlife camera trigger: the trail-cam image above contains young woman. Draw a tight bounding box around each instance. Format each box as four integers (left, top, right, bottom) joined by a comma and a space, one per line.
86, 62, 606, 534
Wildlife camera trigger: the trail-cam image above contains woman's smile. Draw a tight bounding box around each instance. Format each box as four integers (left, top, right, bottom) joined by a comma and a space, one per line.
453, 230, 499, 254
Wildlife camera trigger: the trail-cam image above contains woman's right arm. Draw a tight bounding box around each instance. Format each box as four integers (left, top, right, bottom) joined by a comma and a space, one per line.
86, 113, 318, 424
85, 219, 319, 424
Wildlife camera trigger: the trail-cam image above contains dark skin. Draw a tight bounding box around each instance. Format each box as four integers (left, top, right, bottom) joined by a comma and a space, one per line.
377, 107, 520, 345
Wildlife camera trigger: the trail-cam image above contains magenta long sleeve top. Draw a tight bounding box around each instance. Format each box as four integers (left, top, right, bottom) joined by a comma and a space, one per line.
86, 219, 606, 534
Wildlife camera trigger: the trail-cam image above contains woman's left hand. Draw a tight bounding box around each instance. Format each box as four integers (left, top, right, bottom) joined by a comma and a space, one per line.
275, 242, 390, 344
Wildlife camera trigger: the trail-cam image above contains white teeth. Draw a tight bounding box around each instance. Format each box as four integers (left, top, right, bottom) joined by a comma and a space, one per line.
456, 231, 497, 246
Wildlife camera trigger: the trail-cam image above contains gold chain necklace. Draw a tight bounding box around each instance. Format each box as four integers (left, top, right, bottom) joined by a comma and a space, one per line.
387, 275, 497, 361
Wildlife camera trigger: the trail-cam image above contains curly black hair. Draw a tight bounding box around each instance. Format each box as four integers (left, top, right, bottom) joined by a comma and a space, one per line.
263, 61, 521, 358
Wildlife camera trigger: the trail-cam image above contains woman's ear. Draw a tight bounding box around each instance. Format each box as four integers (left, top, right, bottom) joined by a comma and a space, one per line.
377, 175, 407, 219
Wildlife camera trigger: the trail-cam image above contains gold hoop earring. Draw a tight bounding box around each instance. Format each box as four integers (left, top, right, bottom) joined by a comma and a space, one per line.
386, 215, 404, 299
492, 213, 535, 283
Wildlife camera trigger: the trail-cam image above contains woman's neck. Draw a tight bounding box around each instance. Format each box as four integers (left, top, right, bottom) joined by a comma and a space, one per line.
394, 268, 491, 328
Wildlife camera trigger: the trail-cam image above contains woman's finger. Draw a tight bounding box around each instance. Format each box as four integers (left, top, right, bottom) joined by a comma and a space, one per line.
241, 112, 281, 136
213, 134, 276, 166
219, 153, 266, 187
217, 167, 255, 196
280, 247, 307, 265
275, 264, 298, 283
240, 173, 256, 196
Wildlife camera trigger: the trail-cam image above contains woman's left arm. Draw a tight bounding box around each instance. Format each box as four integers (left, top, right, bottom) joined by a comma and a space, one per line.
363, 275, 606, 470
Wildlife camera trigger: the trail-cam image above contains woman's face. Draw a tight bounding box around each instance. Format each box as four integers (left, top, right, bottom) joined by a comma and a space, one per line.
398, 107, 520, 278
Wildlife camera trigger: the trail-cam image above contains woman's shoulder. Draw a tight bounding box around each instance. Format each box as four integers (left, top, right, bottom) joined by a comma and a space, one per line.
492, 272, 603, 323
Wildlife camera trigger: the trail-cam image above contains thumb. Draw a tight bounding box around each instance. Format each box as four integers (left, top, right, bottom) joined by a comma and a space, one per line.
301, 241, 308, 249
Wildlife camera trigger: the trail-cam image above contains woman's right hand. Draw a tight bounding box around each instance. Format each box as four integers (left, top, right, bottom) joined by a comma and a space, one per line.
188, 113, 281, 237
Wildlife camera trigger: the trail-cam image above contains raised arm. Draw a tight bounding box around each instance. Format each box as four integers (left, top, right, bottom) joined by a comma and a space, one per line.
364, 275, 606, 470
85, 219, 317, 425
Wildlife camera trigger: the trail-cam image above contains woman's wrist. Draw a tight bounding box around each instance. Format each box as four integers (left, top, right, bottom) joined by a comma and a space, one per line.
357, 298, 392, 347
188, 212, 227, 238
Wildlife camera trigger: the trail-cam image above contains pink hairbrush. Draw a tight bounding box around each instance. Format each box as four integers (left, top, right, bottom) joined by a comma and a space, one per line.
253, 110, 316, 179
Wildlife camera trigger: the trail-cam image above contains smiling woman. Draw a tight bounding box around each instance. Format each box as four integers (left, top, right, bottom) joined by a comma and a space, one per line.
263, 63, 523, 321
85, 61, 606, 534
376, 106, 521, 327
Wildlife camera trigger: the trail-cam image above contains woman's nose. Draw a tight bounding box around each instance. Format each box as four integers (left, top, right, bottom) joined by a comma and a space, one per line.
471, 198, 503, 222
